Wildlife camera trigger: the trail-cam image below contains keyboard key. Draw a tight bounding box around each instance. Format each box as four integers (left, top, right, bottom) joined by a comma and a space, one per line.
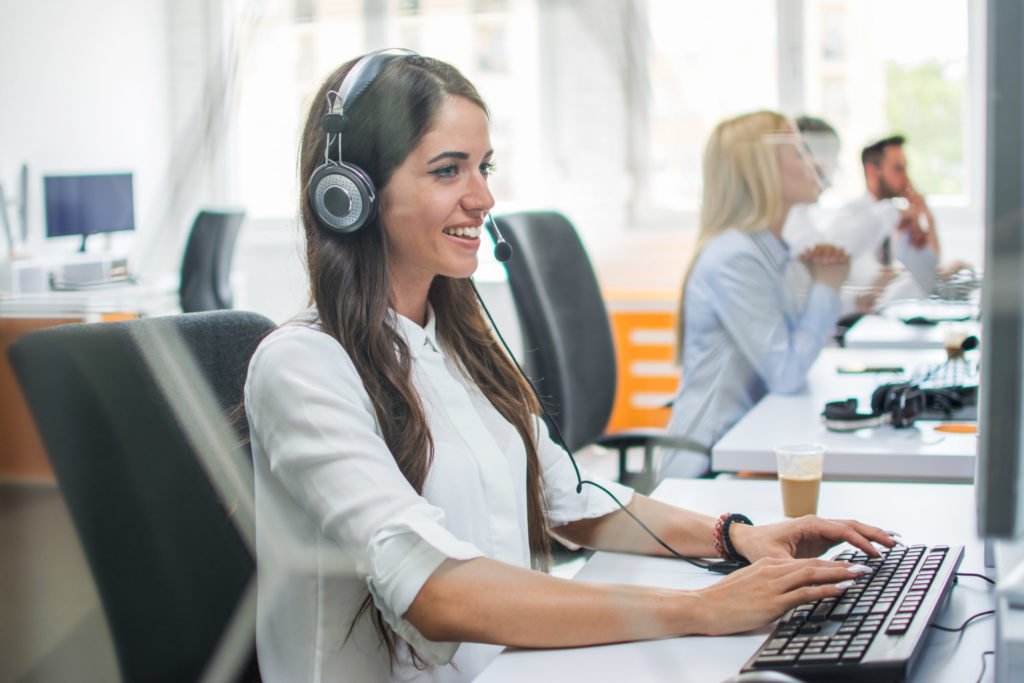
809, 602, 834, 621
830, 603, 853, 620
754, 655, 797, 666
799, 652, 841, 663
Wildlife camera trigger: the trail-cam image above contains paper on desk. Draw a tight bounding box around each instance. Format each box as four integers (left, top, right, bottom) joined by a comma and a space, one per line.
895, 229, 938, 296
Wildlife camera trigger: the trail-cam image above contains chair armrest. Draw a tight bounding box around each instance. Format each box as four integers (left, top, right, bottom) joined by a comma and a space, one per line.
594, 430, 710, 457
593, 430, 710, 492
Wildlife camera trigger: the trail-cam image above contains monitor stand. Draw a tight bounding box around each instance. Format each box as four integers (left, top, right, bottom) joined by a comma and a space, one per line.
993, 539, 1024, 681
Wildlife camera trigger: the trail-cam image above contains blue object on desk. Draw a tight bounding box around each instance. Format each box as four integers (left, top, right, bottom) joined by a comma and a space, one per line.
43, 173, 135, 252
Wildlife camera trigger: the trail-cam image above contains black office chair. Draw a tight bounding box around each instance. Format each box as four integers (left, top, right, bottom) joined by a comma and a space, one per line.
493, 211, 707, 492
8, 310, 275, 683
180, 209, 246, 313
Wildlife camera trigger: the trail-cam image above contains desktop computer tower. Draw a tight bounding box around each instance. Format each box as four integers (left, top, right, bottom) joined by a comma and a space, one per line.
50, 256, 130, 289
0, 259, 47, 294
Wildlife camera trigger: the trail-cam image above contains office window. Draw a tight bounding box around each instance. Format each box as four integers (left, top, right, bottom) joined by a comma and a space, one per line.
821, 6, 844, 61
799, 0, 969, 202
644, 0, 778, 215
229, 0, 975, 241
473, 0, 507, 12
475, 22, 508, 73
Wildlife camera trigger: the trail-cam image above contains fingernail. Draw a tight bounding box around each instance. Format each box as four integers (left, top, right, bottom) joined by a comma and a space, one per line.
886, 530, 902, 539
848, 564, 874, 575
835, 580, 855, 590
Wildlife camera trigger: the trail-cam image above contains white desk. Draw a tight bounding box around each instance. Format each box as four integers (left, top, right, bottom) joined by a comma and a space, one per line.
843, 300, 981, 350
476, 478, 993, 683
0, 276, 179, 320
710, 347, 977, 482
1, 276, 179, 481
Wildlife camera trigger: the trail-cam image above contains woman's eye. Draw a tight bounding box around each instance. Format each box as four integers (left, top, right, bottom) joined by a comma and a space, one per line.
481, 162, 496, 177
429, 164, 458, 179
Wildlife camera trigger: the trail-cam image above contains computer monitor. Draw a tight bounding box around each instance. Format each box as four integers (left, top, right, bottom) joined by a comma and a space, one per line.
976, 0, 1024, 542
43, 173, 135, 252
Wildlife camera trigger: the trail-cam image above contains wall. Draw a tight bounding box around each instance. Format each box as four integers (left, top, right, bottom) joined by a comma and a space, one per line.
0, 0, 172, 260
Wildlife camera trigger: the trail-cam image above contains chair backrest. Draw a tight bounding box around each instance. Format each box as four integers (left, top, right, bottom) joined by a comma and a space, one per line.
493, 211, 618, 451
180, 209, 246, 313
8, 310, 275, 683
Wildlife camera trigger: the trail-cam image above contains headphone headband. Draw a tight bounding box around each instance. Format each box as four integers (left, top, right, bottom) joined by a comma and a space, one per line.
822, 383, 924, 432
331, 48, 418, 117
310, 48, 420, 235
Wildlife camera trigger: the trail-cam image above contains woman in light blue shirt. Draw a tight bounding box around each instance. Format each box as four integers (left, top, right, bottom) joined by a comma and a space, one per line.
662, 111, 851, 480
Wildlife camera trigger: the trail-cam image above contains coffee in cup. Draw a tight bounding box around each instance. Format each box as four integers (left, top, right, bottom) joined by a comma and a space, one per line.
774, 443, 826, 517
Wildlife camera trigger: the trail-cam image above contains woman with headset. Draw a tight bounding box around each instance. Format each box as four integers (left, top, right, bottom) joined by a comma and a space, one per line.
244, 53, 892, 682
661, 111, 852, 480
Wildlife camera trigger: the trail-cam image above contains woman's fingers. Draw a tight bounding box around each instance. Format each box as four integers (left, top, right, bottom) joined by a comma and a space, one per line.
696, 557, 869, 635
814, 518, 897, 557
802, 243, 851, 264
769, 559, 860, 593
787, 581, 855, 607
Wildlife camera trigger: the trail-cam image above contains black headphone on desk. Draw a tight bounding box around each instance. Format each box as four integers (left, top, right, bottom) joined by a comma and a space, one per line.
308, 48, 419, 234
822, 382, 926, 431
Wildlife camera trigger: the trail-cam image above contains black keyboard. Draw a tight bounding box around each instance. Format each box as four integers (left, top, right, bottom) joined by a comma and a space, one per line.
740, 544, 964, 682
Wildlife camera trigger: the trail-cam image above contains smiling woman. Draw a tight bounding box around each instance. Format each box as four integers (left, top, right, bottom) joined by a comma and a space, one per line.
381, 94, 496, 324
242, 51, 896, 683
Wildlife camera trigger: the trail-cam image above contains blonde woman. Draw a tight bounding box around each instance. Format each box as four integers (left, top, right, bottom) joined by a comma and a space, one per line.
661, 111, 850, 480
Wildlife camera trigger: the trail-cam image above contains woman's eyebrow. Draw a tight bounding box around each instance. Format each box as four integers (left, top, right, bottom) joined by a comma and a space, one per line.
428, 151, 469, 163
427, 149, 494, 164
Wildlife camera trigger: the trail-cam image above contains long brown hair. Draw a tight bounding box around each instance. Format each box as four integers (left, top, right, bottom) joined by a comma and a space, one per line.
298, 53, 551, 668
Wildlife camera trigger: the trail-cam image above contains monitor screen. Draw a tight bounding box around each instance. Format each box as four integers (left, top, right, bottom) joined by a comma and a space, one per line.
43, 173, 135, 239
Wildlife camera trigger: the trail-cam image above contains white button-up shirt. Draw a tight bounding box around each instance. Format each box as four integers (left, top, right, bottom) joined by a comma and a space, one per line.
245, 306, 632, 683
661, 229, 840, 479
822, 192, 902, 288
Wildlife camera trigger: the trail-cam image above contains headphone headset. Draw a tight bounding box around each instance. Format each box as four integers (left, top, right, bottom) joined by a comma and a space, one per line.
309, 48, 419, 234
822, 382, 926, 431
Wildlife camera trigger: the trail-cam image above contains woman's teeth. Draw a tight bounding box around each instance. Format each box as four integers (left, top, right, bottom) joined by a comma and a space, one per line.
443, 226, 481, 239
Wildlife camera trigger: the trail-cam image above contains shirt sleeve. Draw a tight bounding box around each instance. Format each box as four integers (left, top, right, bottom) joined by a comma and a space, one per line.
245, 326, 483, 664
531, 416, 635, 526
704, 246, 840, 395
822, 198, 901, 258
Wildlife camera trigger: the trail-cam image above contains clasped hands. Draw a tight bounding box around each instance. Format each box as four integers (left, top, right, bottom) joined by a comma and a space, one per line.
799, 243, 851, 291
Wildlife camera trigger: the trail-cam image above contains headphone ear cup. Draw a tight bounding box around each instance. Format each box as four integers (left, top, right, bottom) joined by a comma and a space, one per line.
309, 162, 377, 234
897, 385, 925, 427
873, 382, 923, 428
871, 383, 895, 416
822, 397, 890, 431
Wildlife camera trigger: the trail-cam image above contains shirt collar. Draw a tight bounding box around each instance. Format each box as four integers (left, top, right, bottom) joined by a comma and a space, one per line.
749, 229, 790, 272
393, 305, 441, 357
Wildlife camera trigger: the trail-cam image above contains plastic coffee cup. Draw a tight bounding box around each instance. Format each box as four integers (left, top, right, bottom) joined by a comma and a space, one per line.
774, 443, 825, 517
943, 329, 969, 360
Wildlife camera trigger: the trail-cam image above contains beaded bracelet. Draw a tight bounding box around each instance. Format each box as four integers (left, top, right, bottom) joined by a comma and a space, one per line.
713, 513, 754, 562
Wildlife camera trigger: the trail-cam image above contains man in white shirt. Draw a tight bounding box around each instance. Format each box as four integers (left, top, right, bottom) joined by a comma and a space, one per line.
782, 116, 886, 321
821, 135, 940, 310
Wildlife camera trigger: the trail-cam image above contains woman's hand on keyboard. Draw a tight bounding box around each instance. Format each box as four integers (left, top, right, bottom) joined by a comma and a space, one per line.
693, 557, 869, 635
729, 516, 897, 563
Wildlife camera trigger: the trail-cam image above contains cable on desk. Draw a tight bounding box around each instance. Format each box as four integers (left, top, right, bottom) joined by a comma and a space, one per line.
957, 572, 996, 585
976, 650, 994, 683
931, 610, 995, 633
